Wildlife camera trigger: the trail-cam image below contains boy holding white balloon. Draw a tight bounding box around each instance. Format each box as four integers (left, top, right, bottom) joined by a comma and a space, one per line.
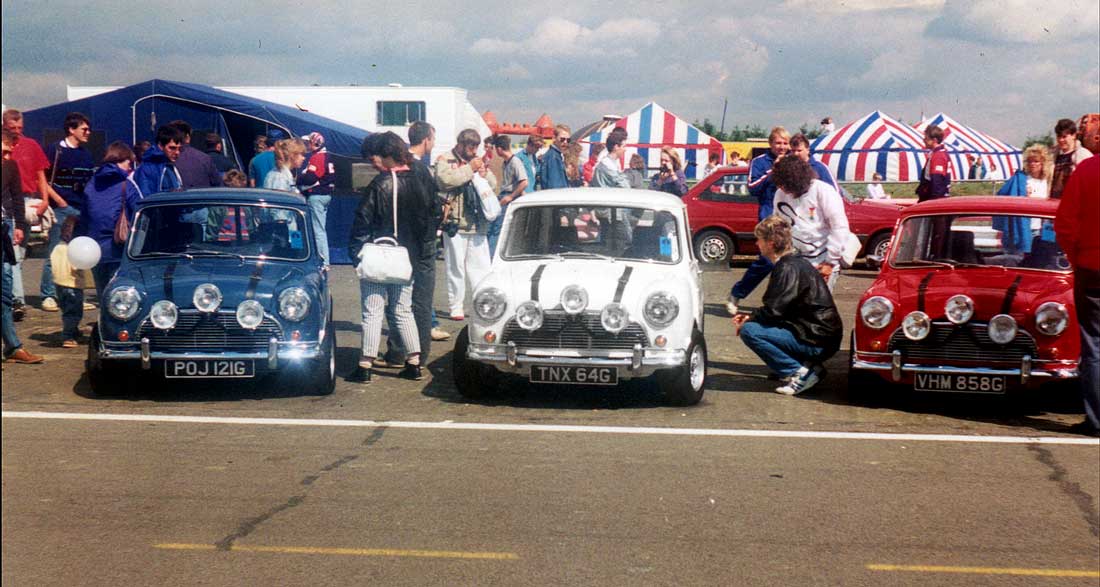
51, 215, 94, 348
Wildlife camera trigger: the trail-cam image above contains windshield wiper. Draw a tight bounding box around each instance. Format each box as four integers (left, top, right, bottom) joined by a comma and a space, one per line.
507, 253, 563, 261
134, 251, 194, 261
186, 249, 247, 263
892, 259, 955, 269
559, 251, 616, 262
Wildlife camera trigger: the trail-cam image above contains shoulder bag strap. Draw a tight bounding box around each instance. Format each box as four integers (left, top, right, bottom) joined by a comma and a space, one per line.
50, 144, 61, 185
390, 169, 399, 239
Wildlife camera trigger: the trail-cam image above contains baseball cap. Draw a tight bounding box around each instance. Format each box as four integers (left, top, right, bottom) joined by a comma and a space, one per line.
266, 128, 288, 142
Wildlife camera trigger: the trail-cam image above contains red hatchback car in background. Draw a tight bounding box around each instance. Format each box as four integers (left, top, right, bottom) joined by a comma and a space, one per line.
685, 166, 903, 265
849, 197, 1078, 395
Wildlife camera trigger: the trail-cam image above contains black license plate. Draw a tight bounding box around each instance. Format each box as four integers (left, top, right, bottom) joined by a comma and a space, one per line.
529, 365, 618, 386
914, 373, 1007, 393
165, 359, 255, 379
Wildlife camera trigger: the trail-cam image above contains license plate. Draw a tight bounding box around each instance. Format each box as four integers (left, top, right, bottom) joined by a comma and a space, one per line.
529, 365, 618, 386
165, 359, 255, 379
914, 373, 1006, 393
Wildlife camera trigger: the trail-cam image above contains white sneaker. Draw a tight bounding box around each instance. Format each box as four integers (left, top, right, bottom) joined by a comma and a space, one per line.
725, 296, 741, 316
775, 364, 823, 396
41, 297, 59, 312
430, 328, 451, 341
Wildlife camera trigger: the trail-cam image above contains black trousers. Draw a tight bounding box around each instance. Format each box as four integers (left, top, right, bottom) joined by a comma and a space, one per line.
384, 256, 435, 365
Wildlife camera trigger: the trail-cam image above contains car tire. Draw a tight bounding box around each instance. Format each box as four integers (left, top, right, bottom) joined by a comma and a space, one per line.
453, 326, 498, 399
866, 232, 892, 261
306, 325, 337, 396
656, 329, 706, 406
86, 324, 130, 398
694, 230, 733, 266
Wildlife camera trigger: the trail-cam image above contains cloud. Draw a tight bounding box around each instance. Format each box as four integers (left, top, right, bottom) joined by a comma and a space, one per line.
784, 0, 942, 12
494, 63, 532, 81
472, 16, 660, 57
926, 0, 1098, 43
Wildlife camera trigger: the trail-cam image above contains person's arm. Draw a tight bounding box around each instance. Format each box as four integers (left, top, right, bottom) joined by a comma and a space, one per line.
207, 157, 222, 187
348, 185, 380, 262
37, 170, 65, 210
434, 157, 475, 192
752, 259, 802, 323
6, 165, 28, 242
930, 151, 950, 197
819, 182, 851, 268
1055, 165, 1084, 267
747, 157, 772, 201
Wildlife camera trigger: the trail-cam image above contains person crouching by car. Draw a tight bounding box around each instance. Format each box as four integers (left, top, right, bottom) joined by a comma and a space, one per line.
733, 216, 843, 395
347, 132, 435, 384
50, 214, 94, 349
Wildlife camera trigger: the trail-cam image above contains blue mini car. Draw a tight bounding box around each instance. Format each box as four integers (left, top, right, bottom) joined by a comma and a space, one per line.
86, 189, 335, 395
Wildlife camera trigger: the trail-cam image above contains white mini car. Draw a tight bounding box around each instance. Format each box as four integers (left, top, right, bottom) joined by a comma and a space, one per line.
453, 188, 708, 405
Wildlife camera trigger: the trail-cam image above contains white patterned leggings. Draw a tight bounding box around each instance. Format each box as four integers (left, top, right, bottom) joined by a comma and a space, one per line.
359, 280, 420, 367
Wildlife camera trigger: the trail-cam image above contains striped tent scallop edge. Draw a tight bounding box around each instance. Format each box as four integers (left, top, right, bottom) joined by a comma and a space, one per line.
810, 110, 928, 183
576, 102, 724, 180
914, 113, 1022, 182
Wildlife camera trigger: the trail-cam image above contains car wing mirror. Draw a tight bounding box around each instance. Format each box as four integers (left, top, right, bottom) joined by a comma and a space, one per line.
865, 254, 883, 270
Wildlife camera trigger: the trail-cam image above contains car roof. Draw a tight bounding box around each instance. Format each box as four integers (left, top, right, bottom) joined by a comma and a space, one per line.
899, 196, 1061, 217
510, 188, 686, 211
136, 188, 309, 208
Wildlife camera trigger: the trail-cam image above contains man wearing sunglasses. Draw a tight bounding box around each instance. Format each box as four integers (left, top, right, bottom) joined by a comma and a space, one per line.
40, 112, 95, 312
536, 124, 570, 190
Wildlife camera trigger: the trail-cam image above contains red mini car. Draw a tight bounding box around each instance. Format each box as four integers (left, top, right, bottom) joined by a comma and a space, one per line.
849, 197, 1078, 394
685, 166, 903, 265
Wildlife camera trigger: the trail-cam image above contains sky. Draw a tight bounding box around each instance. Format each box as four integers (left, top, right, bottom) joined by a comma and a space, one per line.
2, 0, 1098, 146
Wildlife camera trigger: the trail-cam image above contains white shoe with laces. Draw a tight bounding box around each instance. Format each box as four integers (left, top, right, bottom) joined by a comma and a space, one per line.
725, 296, 741, 316
775, 364, 823, 396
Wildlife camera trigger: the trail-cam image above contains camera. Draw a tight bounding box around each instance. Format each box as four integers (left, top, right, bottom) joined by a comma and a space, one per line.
660, 165, 671, 174
442, 220, 460, 238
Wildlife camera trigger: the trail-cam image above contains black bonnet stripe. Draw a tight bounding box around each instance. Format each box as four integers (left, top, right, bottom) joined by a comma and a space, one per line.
1001, 275, 1023, 315
614, 266, 633, 303
917, 272, 935, 313
530, 264, 547, 301
163, 262, 177, 301
246, 262, 265, 300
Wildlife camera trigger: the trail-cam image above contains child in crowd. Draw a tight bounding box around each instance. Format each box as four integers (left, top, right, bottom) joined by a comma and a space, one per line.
223, 169, 248, 188
866, 172, 887, 199
50, 215, 94, 348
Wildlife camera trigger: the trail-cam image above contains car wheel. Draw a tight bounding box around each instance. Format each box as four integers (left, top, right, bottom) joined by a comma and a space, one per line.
306, 326, 336, 396
86, 324, 129, 398
453, 326, 498, 399
694, 230, 733, 266
656, 329, 706, 406
866, 232, 892, 261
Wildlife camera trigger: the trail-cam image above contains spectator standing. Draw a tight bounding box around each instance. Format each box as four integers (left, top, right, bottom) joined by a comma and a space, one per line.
3, 131, 41, 363
249, 128, 285, 187
537, 125, 570, 190
263, 138, 306, 193
1050, 118, 1093, 199
733, 216, 843, 395
591, 132, 631, 189
203, 132, 237, 176
488, 135, 528, 256
297, 132, 335, 264
133, 125, 184, 196
966, 154, 988, 180
727, 127, 791, 315
514, 135, 540, 194
49, 214, 94, 348
582, 143, 604, 186
168, 120, 221, 189
133, 141, 151, 165
866, 173, 888, 199
625, 154, 647, 189
40, 112, 95, 313
435, 129, 498, 320
917, 125, 951, 202
79, 141, 143, 299
406, 121, 448, 349
484, 136, 505, 187
703, 151, 721, 176
649, 147, 688, 197
729, 151, 746, 167
565, 161, 583, 188
819, 117, 835, 135
789, 134, 838, 191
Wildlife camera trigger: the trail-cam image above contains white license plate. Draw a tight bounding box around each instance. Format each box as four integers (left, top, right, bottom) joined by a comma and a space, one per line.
914, 373, 1007, 393
165, 360, 255, 379
529, 365, 618, 386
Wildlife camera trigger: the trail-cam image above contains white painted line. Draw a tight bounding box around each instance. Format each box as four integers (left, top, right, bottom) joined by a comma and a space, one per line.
4, 411, 1098, 446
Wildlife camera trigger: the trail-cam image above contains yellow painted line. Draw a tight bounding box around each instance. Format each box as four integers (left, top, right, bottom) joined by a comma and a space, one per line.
868, 564, 1099, 577
154, 543, 518, 560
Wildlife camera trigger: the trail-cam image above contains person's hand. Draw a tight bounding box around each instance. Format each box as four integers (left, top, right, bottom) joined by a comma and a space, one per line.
732, 313, 750, 336
817, 263, 835, 280
13, 228, 24, 245
469, 157, 484, 173
35, 200, 50, 216
500, 195, 514, 206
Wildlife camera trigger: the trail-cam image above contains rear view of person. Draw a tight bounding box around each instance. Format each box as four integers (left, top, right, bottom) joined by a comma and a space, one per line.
79, 141, 143, 299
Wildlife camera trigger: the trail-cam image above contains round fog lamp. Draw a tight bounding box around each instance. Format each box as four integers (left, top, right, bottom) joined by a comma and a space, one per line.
903, 311, 931, 341
987, 314, 1017, 344
236, 299, 265, 330
600, 303, 629, 334
945, 294, 974, 325
515, 301, 543, 331
149, 300, 178, 330
193, 283, 223, 313
560, 285, 589, 315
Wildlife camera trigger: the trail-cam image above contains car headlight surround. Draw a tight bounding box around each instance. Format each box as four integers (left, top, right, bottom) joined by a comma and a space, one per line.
515, 301, 543, 331
902, 311, 931, 341
644, 291, 679, 328
560, 285, 589, 315
193, 283, 223, 313
236, 299, 265, 330
149, 300, 178, 330
278, 287, 311, 322
473, 287, 507, 322
945, 294, 974, 325
987, 314, 1018, 344
1035, 302, 1068, 336
860, 296, 894, 329
600, 303, 630, 334
107, 286, 142, 321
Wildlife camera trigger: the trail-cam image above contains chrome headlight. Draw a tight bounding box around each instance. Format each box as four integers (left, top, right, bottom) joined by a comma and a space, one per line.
473, 287, 507, 322
945, 294, 974, 325
560, 285, 589, 315
149, 300, 178, 330
644, 291, 679, 328
860, 296, 894, 329
236, 299, 265, 330
515, 301, 543, 331
988, 314, 1018, 344
1035, 302, 1068, 336
902, 311, 931, 341
278, 288, 311, 322
107, 286, 141, 321
192, 283, 222, 313
600, 303, 630, 334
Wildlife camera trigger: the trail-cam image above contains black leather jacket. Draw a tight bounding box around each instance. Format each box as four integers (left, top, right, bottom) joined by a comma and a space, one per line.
348, 166, 441, 263
750, 253, 844, 354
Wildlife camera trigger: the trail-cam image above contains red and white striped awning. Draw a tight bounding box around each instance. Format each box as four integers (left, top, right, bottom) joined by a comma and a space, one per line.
810, 111, 927, 182
914, 113, 1021, 181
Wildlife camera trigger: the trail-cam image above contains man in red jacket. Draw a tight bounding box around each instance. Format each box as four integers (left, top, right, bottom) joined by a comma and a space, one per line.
1055, 152, 1099, 436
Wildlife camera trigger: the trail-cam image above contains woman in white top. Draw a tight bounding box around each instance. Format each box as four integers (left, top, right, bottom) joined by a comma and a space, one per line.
263, 138, 306, 193
866, 172, 888, 199
770, 155, 852, 292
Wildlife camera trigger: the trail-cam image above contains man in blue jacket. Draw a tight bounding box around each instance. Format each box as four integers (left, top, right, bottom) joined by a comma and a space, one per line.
133, 125, 184, 196
727, 127, 790, 315
537, 124, 570, 190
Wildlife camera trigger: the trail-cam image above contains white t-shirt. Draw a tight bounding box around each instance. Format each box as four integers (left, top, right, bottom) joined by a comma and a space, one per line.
1026, 177, 1049, 231
773, 179, 852, 265
866, 183, 887, 199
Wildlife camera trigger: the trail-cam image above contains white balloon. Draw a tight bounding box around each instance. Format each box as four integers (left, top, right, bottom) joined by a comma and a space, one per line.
67, 236, 101, 270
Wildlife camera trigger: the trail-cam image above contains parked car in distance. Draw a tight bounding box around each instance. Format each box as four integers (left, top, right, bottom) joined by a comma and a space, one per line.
453, 188, 708, 406
685, 166, 903, 266
86, 189, 335, 395
849, 196, 1077, 396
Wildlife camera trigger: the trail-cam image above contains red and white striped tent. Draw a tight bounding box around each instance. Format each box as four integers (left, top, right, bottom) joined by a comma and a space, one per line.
810, 111, 928, 182
914, 113, 1021, 181
575, 102, 724, 179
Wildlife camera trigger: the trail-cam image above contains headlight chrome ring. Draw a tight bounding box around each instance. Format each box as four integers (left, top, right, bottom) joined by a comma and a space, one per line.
987, 313, 1018, 344
149, 300, 178, 330
643, 291, 679, 328
560, 285, 589, 315
236, 299, 265, 330
278, 288, 311, 322
193, 283, 223, 313
473, 287, 508, 322
600, 303, 630, 334
515, 301, 543, 331
902, 311, 931, 341
107, 286, 142, 321
860, 296, 894, 330
945, 294, 974, 325
1035, 302, 1068, 336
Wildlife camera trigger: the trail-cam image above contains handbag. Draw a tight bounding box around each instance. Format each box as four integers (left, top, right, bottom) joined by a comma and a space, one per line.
113, 182, 130, 244
472, 174, 500, 221
840, 231, 863, 269
355, 170, 413, 285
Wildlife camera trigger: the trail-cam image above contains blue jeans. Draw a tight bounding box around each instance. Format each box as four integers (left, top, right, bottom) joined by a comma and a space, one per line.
4, 218, 25, 303
57, 285, 84, 339
486, 202, 509, 258
2, 240, 21, 354
40, 205, 81, 300
730, 254, 774, 300
740, 321, 826, 377
308, 195, 331, 264
1076, 269, 1100, 429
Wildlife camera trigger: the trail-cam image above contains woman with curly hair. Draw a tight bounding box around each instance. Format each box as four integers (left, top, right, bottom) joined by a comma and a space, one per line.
262, 138, 306, 193
649, 147, 687, 197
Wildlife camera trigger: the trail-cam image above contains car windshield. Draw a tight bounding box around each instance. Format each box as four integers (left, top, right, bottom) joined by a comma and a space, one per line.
129, 204, 310, 261
503, 205, 682, 263
891, 213, 1069, 272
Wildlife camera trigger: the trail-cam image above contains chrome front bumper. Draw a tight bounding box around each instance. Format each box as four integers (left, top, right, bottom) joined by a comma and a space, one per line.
852, 350, 1078, 384
466, 342, 686, 378
99, 338, 322, 370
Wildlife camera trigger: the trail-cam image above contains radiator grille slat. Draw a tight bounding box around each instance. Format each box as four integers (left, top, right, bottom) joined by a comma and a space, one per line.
501, 311, 648, 351
136, 311, 282, 353
888, 323, 1037, 362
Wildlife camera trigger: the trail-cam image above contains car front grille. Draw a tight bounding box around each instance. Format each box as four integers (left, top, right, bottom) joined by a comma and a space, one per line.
501, 311, 649, 351
888, 322, 1038, 363
136, 311, 283, 353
